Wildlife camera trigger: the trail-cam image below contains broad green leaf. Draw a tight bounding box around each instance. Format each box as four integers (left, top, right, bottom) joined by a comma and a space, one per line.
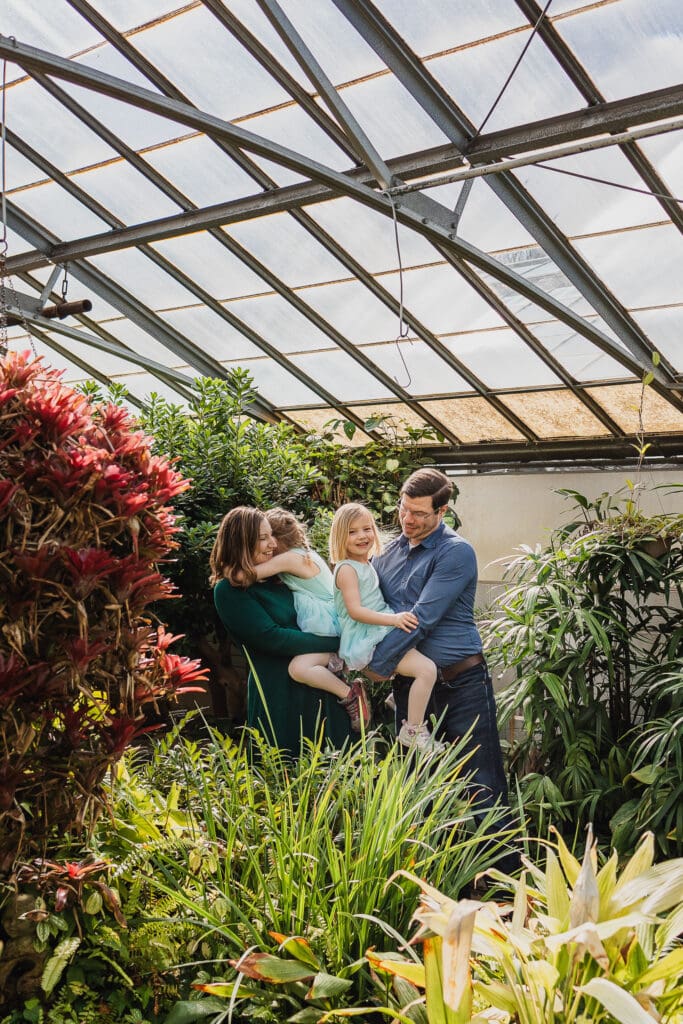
638, 945, 683, 987
230, 952, 316, 984
289, 1009, 326, 1023
84, 890, 103, 915
545, 849, 570, 926
41, 938, 80, 996
580, 977, 657, 1024
307, 972, 353, 1000
164, 998, 228, 1022
269, 933, 321, 970
551, 828, 580, 887
474, 980, 517, 1015
385, 458, 400, 472
366, 950, 426, 988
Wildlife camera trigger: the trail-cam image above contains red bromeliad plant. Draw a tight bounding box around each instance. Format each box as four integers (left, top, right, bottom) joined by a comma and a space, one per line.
0, 350, 208, 871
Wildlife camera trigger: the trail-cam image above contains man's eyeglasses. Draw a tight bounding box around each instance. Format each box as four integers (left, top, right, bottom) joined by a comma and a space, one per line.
397, 502, 438, 521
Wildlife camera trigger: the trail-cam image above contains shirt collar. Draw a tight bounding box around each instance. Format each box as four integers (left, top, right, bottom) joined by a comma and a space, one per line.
398, 519, 447, 551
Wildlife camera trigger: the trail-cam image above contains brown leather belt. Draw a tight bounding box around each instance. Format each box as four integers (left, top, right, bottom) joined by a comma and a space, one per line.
438, 653, 485, 682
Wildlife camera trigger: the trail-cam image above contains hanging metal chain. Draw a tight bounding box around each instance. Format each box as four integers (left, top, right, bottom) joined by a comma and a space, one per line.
0, 53, 37, 358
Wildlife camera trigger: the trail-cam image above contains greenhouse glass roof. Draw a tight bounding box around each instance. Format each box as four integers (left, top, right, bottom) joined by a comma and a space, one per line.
1, 0, 682, 467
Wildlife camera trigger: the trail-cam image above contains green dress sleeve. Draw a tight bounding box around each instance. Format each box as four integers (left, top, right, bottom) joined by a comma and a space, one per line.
214, 579, 338, 655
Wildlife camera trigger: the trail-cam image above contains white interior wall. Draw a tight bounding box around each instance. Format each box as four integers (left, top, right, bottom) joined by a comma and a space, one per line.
453, 467, 682, 591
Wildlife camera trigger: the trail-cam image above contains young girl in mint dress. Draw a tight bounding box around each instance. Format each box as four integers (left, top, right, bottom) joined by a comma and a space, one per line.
249, 508, 370, 732
329, 502, 441, 752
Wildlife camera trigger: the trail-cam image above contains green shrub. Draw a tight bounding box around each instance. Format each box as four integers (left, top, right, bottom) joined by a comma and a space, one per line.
483, 487, 683, 856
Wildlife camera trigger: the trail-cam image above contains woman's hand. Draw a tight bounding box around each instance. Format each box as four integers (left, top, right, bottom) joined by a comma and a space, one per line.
392, 611, 418, 632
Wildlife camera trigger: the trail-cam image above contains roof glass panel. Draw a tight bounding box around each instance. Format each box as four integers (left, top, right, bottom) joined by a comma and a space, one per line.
638, 132, 683, 198
227, 213, 349, 287
87, 249, 203, 309
442, 328, 560, 388
586, 384, 683, 434
75, 161, 182, 222
286, 408, 371, 445
450, 179, 535, 254
9, 182, 109, 238
420, 397, 526, 442
272, 0, 388, 84
516, 147, 667, 237
499, 389, 612, 438
375, 0, 520, 55
244, 102, 352, 173
144, 134, 261, 206
159, 307, 262, 362
4, 0, 103, 57
358, 340, 472, 395
131, 7, 293, 119
301, 278, 407, 343
61, 46, 185, 149
531, 321, 634, 382
238, 357, 323, 406
85, 1, 179, 32
5, 142, 45, 190
291, 349, 393, 401
224, 293, 340, 353
340, 73, 450, 154
151, 233, 270, 299
632, 307, 683, 371
556, 0, 683, 101
98, 317, 195, 366
574, 225, 683, 313
381, 263, 506, 335
429, 29, 584, 133
307, 199, 437, 273
39, 329, 148, 378
482, 249, 596, 322
4, 79, 116, 170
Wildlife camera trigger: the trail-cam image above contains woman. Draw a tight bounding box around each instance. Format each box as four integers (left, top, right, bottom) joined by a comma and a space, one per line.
210, 506, 353, 751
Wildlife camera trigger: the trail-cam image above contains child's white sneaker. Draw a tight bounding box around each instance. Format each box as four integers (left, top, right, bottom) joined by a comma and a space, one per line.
397, 721, 445, 753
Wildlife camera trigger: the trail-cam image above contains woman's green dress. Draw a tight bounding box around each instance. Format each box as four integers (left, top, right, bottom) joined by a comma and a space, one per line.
214, 577, 352, 751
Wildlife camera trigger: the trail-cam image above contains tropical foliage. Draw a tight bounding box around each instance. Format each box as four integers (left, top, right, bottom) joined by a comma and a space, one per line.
0, 350, 207, 871
483, 487, 683, 857
1, 720, 510, 1022
341, 826, 683, 1023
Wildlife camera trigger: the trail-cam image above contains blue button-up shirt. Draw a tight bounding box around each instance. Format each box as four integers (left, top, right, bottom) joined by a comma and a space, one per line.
368, 521, 482, 677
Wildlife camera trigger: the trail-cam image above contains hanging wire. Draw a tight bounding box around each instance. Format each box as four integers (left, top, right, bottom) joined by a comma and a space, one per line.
534, 161, 683, 205
382, 188, 412, 388
0, 52, 37, 357
469, 0, 554, 147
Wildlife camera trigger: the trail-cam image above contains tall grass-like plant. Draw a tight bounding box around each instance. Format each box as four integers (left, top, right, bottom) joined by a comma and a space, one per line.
483, 488, 683, 856
93, 726, 514, 1022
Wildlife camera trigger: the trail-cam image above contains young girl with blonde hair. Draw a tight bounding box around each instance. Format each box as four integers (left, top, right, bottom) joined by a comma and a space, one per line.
247, 508, 370, 732
329, 502, 441, 751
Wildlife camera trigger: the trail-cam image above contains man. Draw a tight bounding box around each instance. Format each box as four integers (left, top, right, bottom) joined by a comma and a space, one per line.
369, 467, 519, 873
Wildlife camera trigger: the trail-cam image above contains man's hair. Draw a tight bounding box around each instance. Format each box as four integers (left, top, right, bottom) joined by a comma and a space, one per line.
209, 506, 267, 588
400, 468, 453, 511
329, 502, 383, 564
265, 507, 310, 552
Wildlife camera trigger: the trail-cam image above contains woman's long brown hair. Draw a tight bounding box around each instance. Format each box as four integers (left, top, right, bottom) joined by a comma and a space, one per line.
209, 506, 267, 588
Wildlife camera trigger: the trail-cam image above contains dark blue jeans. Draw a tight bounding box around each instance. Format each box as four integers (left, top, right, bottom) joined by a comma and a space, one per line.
393, 660, 520, 875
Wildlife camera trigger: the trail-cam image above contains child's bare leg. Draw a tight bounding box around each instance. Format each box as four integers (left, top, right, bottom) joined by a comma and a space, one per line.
394, 649, 437, 726
289, 653, 350, 700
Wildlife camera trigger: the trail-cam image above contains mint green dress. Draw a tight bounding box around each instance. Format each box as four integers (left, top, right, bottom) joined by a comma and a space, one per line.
279, 548, 340, 637
333, 559, 394, 671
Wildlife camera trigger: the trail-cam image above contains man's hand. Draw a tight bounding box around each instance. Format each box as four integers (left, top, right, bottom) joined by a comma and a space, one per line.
392, 611, 418, 632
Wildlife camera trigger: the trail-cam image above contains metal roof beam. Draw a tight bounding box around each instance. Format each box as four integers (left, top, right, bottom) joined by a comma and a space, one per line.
0, 35, 670, 384
4, 201, 278, 419
327, 1, 677, 384
254, 0, 393, 188
513, 0, 683, 235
